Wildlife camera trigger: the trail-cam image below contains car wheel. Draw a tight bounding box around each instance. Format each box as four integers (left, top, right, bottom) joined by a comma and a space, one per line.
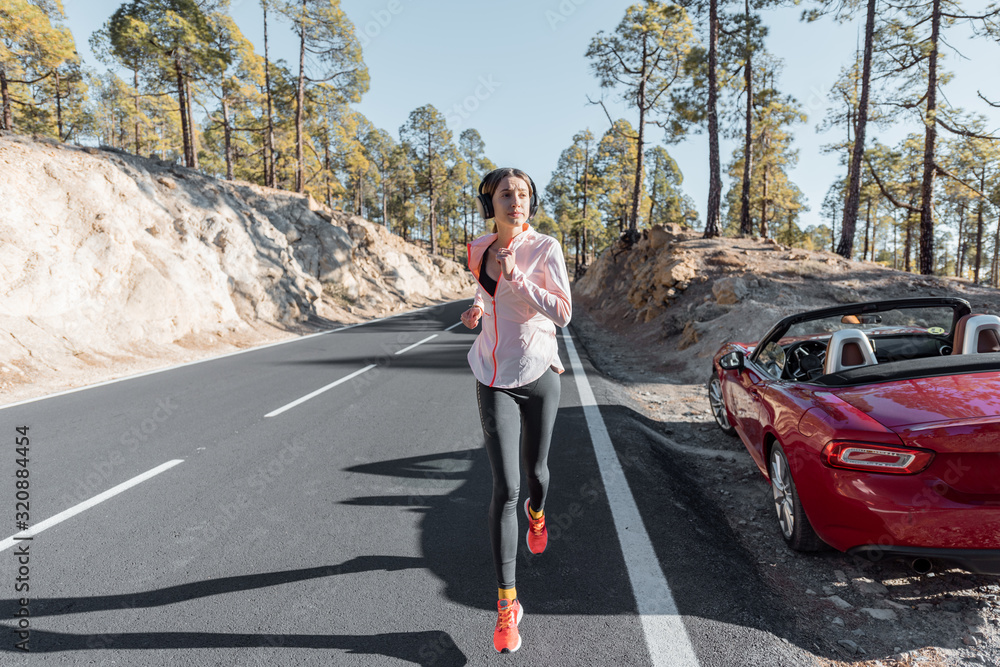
707, 373, 737, 437
769, 442, 826, 551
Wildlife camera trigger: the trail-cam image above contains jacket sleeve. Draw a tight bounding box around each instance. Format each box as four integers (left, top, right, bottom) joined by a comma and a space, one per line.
468, 242, 486, 314
506, 239, 572, 328
472, 284, 486, 314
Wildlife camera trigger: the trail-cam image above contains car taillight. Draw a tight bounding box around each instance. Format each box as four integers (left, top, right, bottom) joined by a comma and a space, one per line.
822, 441, 935, 475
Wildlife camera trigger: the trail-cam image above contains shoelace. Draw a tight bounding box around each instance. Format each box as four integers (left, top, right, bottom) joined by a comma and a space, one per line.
529, 514, 545, 534
496, 601, 515, 629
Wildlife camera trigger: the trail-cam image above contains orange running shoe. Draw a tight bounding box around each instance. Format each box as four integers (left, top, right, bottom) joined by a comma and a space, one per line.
493, 598, 523, 653
524, 499, 548, 554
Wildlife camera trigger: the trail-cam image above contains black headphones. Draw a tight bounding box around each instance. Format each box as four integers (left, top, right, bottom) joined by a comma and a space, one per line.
475, 169, 539, 221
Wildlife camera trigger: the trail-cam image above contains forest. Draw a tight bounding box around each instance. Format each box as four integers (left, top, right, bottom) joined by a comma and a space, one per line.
2, 0, 1000, 285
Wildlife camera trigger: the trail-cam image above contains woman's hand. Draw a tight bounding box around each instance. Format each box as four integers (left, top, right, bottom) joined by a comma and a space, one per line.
497, 247, 515, 280
461, 305, 483, 329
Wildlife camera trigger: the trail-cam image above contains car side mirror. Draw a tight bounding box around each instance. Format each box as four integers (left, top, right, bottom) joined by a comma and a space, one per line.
719, 350, 744, 372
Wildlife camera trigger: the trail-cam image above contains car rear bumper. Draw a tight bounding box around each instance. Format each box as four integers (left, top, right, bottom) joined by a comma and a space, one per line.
848, 545, 1000, 575
799, 464, 1000, 552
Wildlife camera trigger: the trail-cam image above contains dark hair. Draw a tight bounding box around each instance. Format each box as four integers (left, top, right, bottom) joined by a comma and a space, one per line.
479, 167, 534, 233
479, 167, 534, 200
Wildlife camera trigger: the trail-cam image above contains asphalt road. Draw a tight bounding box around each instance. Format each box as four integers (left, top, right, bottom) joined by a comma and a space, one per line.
0, 301, 810, 666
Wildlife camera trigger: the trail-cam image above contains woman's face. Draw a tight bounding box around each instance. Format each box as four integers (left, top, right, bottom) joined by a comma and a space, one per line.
491, 176, 532, 228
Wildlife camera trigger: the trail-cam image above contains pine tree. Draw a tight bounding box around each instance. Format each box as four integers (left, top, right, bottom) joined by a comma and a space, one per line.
805, 0, 881, 258
281, 0, 368, 193
645, 145, 698, 228
201, 12, 266, 181
103, 0, 229, 168
723, 54, 806, 239
0, 0, 77, 132
586, 1, 695, 243
875, 0, 1000, 274
546, 129, 600, 273
458, 128, 494, 244
593, 119, 639, 240
400, 104, 455, 255
364, 126, 397, 228
677, 0, 730, 238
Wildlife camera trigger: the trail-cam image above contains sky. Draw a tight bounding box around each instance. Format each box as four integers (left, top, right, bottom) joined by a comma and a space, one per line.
62, 0, 1000, 233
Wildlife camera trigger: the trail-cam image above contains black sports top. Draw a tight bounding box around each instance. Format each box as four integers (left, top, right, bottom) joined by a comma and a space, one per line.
479, 251, 497, 297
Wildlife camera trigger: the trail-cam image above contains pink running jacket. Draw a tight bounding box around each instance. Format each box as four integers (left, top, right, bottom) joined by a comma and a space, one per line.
467, 224, 572, 388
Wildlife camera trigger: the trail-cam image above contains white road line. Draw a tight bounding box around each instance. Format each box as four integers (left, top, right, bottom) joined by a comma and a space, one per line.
394, 334, 438, 355
265, 364, 377, 418
561, 328, 700, 667
0, 459, 184, 552
444, 321, 463, 332
266, 319, 457, 418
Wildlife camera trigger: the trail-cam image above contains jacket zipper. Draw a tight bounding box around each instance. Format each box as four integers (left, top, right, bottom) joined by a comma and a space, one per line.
489, 294, 499, 386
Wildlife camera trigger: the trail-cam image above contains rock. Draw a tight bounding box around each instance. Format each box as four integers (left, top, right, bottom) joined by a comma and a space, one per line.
708, 249, 747, 269
853, 577, 890, 596
860, 607, 898, 621
837, 639, 863, 655
826, 595, 854, 610
831, 617, 844, 626
834, 570, 848, 583
963, 635, 979, 646
677, 321, 700, 351
712, 276, 749, 305
642, 305, 665, 323
648, 224, 675, 250
881, 599, 911, 611
653, 257, 698, 288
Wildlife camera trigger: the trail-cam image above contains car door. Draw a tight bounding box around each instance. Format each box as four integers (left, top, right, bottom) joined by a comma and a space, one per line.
726, 359, 771, 462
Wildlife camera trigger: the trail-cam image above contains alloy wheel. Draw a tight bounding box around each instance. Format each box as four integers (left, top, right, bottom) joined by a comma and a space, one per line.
708, 376, 734, 434
770, 448, 795, 539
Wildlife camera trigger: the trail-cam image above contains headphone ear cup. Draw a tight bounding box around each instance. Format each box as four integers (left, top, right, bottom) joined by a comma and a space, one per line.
475, 194, 493, 220
528, 176, 539, 218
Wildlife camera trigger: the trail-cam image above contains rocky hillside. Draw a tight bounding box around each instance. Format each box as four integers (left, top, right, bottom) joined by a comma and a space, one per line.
574, 223, 1000, 384
0, 134, 474, 403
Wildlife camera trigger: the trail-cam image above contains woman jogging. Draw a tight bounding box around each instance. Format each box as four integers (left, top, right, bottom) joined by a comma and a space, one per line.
460, 167, 572, 653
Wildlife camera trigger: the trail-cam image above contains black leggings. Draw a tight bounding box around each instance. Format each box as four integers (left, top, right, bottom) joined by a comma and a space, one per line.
476, 369, 561, 589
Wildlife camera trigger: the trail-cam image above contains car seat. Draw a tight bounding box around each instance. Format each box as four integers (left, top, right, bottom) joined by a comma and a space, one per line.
824, 328, 878, 374
951, 314, 1000, 354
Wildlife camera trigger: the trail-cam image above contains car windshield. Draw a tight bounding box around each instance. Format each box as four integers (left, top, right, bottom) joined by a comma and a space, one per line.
781, 305, 956, 343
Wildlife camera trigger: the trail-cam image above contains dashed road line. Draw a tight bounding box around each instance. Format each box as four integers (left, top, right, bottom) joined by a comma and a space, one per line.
266, 325, 448, 417
0, 459, 184, 552
394, 334, 438, 355
265, 364, 377, 418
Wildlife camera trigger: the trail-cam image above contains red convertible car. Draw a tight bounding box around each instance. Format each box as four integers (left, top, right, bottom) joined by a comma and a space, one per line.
708, 297, 1000, 574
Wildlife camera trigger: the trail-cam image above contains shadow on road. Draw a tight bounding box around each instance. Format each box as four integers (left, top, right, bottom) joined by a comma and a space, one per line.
340, 403, 792, 628
0, 628, 466, 665
0, 558, 466, 665
275, 343, 475, 374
